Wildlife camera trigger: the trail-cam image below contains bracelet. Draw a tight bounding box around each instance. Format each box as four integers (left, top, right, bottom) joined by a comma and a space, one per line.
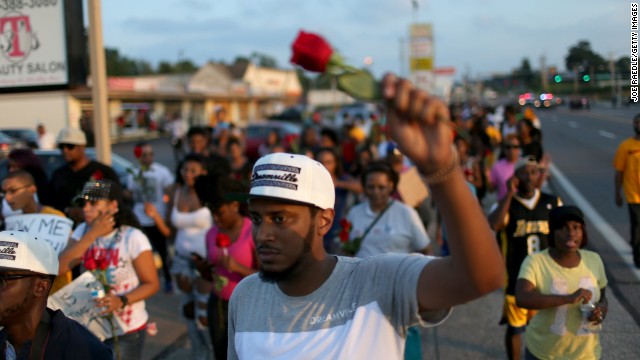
423, 146, 460, 185
119, 295, 129, 309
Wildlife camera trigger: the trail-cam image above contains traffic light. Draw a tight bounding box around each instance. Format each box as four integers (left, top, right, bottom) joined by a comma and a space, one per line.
554, 75, 562, 83
583, 75, 590, 82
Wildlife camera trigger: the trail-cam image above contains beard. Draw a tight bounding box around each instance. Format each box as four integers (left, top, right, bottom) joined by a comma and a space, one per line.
635, 127, 640, 136
259, 221, 314, 283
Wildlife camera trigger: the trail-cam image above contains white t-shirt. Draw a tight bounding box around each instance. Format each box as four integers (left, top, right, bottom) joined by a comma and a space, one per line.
71, 224, 152, 334
229, 254, 451, 360
126, 162, 174, 227
346, 200, 431, 258
37, 132, 56, 150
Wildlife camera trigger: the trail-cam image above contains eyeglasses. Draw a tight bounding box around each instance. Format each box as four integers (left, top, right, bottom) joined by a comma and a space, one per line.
0, 185, 31, 197
0, 274, 39, 288
58, 143, 77, 150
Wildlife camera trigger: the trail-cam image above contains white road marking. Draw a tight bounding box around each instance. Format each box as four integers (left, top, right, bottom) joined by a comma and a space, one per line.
568, 121, 578, 128
550, 163, 640, 280
598, 130, 616, 139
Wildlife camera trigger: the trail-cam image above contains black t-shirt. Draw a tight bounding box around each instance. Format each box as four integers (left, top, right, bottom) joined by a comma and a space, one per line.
0, 308, 112, 359
501, 192, 560, 295
49, 160, 119, 212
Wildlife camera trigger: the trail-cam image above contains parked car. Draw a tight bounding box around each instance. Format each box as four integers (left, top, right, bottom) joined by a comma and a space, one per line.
244, 120, 302, 161
0, 128, 39, 149
0, 148, 135, 187
0, 132, 28, 159
568, 96, 590, 110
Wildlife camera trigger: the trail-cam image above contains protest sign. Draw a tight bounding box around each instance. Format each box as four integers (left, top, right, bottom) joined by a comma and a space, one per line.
47, 271, 128, 341
4, 214, 72, 254
397, 166, 429, 208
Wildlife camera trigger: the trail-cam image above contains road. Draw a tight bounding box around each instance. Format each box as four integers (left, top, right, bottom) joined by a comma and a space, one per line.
110, 105, 640, 358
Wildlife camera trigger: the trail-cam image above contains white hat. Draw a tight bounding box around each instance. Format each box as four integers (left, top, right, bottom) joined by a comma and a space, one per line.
56, 127, 87, 146
0, 230, 59, 275
238, 153, 335, 210
514, 155, 538, 171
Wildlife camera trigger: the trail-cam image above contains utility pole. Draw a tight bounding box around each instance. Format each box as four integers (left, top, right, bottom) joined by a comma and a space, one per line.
540, 55, 548, 92
88, 0, 111, 165
609, 52, 617, 106
399, 37, 406, 77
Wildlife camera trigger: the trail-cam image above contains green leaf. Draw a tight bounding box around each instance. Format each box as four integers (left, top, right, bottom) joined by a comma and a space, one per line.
337, 71, 381, 102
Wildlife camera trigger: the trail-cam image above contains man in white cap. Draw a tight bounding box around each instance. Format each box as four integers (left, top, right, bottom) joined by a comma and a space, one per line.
0, 230, 112, 359
49, 127, 118, 224
227, 74, 505, 359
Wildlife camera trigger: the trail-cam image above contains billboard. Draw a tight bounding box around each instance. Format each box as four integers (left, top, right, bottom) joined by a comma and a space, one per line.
409, 23, 434, 93
0, 0, 85, 92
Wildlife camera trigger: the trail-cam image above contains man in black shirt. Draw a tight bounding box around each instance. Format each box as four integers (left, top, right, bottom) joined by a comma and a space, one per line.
49, 127, 118, 224
0, 230, 112, 359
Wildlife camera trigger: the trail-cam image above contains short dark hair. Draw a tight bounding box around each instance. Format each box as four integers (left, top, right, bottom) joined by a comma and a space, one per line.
3, 169, 35, 185
314, 147, 343, 177
195, 175, 248, 215
361, 160, 400, 192
320, 128, 339, 146
187, 126, 209, 139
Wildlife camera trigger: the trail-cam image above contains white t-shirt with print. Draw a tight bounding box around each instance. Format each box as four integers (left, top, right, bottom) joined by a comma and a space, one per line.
346, 200, 431, 258
127, 162, 174, 227
71, 224, 152, 334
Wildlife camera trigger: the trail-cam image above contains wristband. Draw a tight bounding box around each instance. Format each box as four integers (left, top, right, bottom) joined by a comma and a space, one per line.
119, 295, 129, 309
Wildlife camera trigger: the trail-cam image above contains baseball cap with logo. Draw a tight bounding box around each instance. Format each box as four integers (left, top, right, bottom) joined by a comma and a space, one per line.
73, 179, 124, 205
230, 153, 335, 210
56, 127, 87, 146
0, 230, 59, 275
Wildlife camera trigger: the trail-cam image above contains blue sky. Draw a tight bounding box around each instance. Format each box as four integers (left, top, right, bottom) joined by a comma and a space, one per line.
98, 0, 627, 80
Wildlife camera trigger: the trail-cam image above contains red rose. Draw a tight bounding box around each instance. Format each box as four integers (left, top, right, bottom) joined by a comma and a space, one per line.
91, 170, 103, 180
339, 218, 351, 231
339, 230, 350, 243
97, 258, 109, 271
134, 145, 143, 158
84, 257, 97, 271
290, 30, 334, 73
216, 233, 231, 248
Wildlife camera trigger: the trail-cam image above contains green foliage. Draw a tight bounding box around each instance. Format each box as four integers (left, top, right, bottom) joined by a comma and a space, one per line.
105, 48, 154, 76
564, 40, 606, 73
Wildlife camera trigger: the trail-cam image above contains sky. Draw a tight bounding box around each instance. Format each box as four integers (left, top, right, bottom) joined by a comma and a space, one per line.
97, 0, 628, 80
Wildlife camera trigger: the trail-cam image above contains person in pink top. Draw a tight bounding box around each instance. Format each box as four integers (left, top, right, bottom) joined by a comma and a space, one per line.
193, 176, 259, 360
488, 134, 521, 200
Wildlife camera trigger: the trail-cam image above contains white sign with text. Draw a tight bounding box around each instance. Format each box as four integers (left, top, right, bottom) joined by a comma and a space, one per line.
48, 271, 128, 341
4, 213, 72, 254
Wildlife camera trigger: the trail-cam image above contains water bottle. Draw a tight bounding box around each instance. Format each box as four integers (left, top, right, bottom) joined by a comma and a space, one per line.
580, 303, 601, 333
91, 285, 105, 301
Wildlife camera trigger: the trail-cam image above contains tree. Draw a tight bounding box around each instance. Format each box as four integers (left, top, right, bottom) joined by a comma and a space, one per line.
616, 56, 631, 77
564, 40, 606, 75
173, 59, 198, 73
251, 52, 278, 68
105, 47, 154, 76
514, 58, 534, 87
157, 61, 174, 74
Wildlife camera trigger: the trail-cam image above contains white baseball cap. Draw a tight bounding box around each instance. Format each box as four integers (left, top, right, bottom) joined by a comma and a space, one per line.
232, 153, 335, 210
0, 230, 59, 275
57, 127, 87, 146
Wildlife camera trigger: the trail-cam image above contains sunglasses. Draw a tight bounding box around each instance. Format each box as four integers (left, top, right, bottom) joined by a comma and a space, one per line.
58, 143, 77, 150
504, 145, 520, 149
0, 274, 40, 288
